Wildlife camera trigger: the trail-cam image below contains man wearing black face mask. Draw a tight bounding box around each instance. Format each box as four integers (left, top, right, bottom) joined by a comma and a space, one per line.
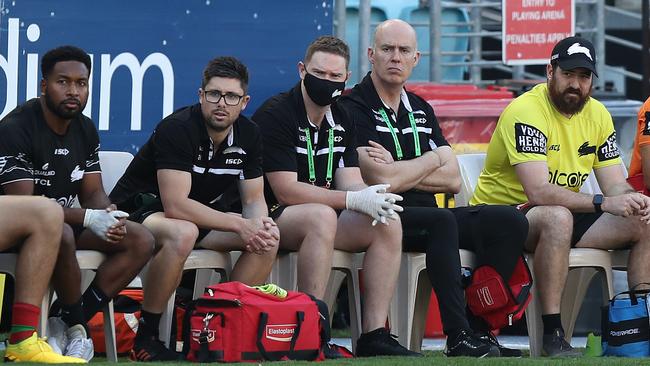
252, 36, 419, 357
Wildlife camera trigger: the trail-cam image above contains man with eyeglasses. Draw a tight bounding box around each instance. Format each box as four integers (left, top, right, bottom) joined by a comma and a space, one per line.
110, 56, 279, 361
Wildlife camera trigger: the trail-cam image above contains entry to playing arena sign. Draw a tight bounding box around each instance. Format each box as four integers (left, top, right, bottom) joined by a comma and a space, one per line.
502, 0, 575, 65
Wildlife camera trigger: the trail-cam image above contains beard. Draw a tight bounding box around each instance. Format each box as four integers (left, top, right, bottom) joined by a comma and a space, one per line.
203, 109, 234, 133
548, 77, 591, 116
44, 92, 84, 120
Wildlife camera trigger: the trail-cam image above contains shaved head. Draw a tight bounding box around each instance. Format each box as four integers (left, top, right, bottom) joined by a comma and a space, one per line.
368, 19, 420, 87
373, 19, 418, 51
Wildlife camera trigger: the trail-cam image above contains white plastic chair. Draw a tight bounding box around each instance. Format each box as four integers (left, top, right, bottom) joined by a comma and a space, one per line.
43, 251, 119, 362
389, 250, 476, 352
74, 251, 119, 362
455, 153, 619, 356
98, 151, 134, 194
269, 249, 363, 352
148, 250, 233, 349
454, 153, 487, 206
557, 162, 630, 347
40, 151, 130, 362
0, 254, 51, 336
384, 153, 486, 351
102, 151, 234, 349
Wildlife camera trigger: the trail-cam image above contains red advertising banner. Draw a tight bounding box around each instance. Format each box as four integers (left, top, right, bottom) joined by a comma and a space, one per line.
502, 0, 574, 65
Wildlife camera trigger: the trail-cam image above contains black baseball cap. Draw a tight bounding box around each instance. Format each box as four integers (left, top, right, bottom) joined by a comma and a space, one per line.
550, 36, 597, 77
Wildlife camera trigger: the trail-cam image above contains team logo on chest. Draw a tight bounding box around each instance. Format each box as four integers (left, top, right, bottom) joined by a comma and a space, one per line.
54, 148, 69, 156
577, 142, 596, 157
223, 146, 246, 155
70, 165, 84, 182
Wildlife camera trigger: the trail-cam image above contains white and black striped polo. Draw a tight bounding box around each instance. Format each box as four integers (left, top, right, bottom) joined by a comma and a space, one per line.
110, 103, 262, 208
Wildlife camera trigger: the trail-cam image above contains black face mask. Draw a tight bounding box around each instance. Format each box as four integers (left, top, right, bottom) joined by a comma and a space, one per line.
303, 72, 346, 106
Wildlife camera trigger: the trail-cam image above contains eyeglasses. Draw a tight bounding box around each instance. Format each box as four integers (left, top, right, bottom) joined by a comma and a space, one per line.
203, 89, 244, 106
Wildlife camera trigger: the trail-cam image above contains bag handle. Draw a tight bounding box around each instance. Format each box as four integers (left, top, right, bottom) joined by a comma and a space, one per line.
181, 301, 197, 356
612, 282, 650, 305
197, 312, 225, 363
256, 311, 305, 361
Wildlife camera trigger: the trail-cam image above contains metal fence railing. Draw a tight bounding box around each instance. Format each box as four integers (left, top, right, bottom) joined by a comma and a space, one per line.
335, 0, 644, 90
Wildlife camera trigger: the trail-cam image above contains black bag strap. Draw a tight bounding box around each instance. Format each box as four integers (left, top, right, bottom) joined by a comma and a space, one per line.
197, 312, 225, 363
612, 283, 650, 305
181, 301, 197, 356
308, 295, 330, 344
513, 256, 533, 303
256, 311, 305, 361
112, 294, 142, 313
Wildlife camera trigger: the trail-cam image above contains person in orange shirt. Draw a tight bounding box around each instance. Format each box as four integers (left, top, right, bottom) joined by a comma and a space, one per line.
627, 97, 650, 195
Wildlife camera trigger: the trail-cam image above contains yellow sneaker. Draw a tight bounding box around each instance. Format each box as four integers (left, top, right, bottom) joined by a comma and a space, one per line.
4, 333, 87, 363
253, 283, 288, 298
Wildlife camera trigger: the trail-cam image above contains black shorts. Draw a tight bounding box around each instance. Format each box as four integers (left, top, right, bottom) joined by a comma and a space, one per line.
517, 204, 603, 247
268, 204, 287, 220
116, 193, 211, 242
268, 204, 342, 220
571, 212, 603, 246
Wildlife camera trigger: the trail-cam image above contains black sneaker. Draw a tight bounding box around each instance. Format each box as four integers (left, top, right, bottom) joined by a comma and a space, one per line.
130, 335, 180, 362
542, 328, 582, 357
476, 331, 522, 357
445, 329, 500, 358
355, 328, 423, 357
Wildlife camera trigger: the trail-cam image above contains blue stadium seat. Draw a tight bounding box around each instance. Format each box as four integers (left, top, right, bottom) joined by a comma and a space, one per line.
341, 1, 469, 83
344, 6, 388, 85
399, 5, 470, 81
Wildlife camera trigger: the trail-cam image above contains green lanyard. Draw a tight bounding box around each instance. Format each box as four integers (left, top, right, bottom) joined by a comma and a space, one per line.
304, 127, 334, 189
378, 108, 421, 160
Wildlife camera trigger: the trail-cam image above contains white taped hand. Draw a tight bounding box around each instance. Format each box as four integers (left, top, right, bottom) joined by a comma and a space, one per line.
83, 209, 129, 240
345, 184, 403, 226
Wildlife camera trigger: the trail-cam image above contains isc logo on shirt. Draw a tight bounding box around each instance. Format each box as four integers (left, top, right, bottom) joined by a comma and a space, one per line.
54, 148, 69, 156
225, 158, 242, 165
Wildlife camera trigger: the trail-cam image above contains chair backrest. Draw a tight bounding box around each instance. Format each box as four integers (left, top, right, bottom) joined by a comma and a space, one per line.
455, 153, 486, 207
98, 151, 134, 194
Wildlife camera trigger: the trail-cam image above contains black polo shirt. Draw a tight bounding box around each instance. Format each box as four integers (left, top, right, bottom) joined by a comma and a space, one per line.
338, 73, 449, 207
0, 98, 101, 207
253, 83, 358, 207
109, 103, 262, 211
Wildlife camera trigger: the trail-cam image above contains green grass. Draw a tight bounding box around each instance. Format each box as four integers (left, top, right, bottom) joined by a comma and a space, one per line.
1, 350, 645, 365
83, 352, 650, 365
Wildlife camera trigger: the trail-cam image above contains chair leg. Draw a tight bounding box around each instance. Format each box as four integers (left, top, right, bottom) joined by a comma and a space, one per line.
193, 269, 214, 298
524, 254, 543, 357
103, 300, 118, 362
159, 291, 176, 348
323, 271, 346, 318
345, 267, 362, 353
38, 287, 52, 336
561, 268, 598, 342
395, 257, 423, 351
409, 272, 432, 352
525, 289, 543, 357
